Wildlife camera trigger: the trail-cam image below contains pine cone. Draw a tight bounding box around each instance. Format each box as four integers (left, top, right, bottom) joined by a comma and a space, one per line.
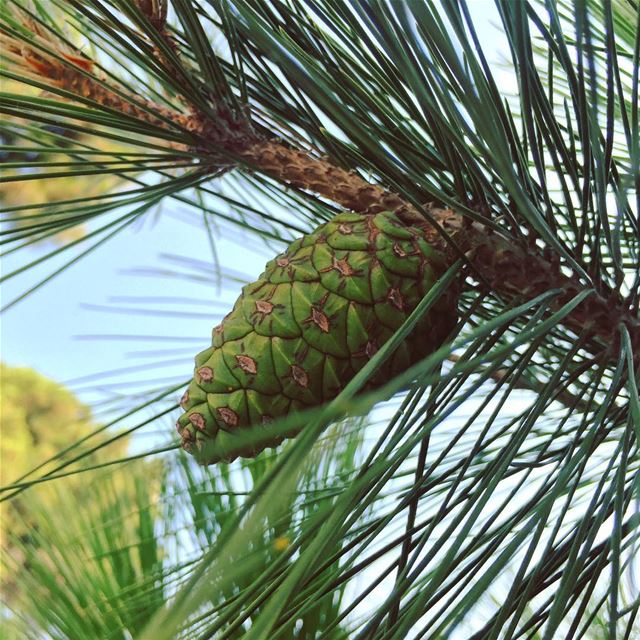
177, 211, 458, 463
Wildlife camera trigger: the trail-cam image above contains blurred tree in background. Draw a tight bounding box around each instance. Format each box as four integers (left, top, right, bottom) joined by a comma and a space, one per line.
0, 364, 136, 599
1, 363, 96, 486
0, 2, 127, 245
0, 110, 124, 244
1, 1, 639, 639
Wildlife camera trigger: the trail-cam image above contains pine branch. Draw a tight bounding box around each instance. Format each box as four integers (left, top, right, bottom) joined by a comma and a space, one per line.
7, 1, 637, 365
3, 3, 637, 637
214, 138, 640, 365
133, 0, 168, 31
2, 14, 175, 129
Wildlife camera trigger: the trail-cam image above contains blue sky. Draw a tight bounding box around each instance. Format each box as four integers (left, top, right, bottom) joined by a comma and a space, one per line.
1, 207, 270, 404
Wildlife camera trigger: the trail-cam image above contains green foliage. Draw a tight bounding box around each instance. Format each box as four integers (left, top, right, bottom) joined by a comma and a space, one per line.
0, 363, 136, 599
2, 462, 166, 640
0, 79, 127, 245
0, 363, 95, 477
0, 364, 120, 552
1, 420, 359, 639
0, 1, 638, 639
160, 423, 360, 638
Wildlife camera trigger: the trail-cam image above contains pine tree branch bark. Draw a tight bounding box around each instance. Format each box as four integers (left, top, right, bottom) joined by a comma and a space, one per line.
7, 9, 637, 366
232, 138, 639, 365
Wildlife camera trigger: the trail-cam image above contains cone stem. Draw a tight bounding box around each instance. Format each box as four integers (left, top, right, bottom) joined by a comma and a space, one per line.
239, 141, 421, 221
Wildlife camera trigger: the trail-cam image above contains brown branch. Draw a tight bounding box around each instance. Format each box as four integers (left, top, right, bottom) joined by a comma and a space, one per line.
239, 141, 421, 221
459, 226, 640, 360
233, 139, 639, 361
133, 0, 168, 32
2, 22, 178, 129
7, 11, 638, 364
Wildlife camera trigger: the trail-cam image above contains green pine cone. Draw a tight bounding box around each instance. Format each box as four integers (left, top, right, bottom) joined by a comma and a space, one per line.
177, 211, 458, 463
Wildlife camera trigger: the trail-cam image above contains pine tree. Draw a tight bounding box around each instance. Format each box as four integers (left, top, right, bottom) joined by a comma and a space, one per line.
1, 1, 638, 638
